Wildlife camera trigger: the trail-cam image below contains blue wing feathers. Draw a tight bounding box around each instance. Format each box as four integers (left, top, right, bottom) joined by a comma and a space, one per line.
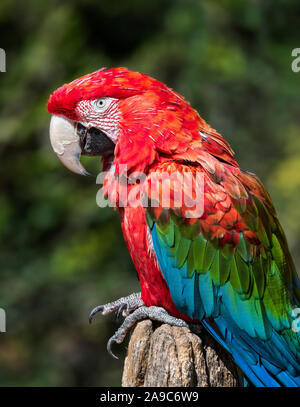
151, 224, 300, 387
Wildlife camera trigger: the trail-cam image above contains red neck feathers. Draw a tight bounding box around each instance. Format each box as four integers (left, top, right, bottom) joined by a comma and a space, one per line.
110, 71, 238, 177
48, 67, 239, 193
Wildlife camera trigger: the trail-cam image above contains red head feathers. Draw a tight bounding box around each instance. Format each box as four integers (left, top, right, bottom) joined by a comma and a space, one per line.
48, 67, 238, 176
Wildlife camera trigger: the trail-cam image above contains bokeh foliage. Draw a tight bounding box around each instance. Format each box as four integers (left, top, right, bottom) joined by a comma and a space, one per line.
0, 0, 299, 386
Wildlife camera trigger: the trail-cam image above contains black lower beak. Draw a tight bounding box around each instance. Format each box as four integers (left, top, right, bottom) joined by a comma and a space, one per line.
77, 123, 115, 157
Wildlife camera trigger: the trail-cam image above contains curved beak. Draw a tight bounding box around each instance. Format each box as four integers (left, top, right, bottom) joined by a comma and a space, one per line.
49, 115, 90, 176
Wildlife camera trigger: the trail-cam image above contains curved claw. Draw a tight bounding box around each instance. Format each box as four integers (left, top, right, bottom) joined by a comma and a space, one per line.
116, 303, 127, 320
107, 337, 119, 360
89, 305, 104, 324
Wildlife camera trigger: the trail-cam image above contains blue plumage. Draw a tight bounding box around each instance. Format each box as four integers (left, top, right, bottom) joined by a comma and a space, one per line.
151, 223, 300, 387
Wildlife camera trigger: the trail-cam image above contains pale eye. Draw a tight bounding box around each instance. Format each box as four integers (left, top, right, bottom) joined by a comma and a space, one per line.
94, 98, 109, 111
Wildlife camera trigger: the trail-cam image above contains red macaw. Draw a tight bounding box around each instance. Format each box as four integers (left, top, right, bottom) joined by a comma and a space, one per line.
47, 68, 300, 387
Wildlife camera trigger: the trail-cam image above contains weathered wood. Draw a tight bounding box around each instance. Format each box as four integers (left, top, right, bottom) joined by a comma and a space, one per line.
122, 320, 240, 387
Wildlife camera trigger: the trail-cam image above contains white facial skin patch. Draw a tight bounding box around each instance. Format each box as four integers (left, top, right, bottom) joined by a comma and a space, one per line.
76, 97, 121, 143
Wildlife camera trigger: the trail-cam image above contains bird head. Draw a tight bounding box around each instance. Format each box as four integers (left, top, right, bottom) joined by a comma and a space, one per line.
47, 67, 236, 177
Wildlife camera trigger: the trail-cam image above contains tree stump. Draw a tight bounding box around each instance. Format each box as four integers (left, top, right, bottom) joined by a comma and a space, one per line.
122, 320, 240, 387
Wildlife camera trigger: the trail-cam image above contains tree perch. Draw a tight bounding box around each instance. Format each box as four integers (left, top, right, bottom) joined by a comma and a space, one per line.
122, 320, 240, 387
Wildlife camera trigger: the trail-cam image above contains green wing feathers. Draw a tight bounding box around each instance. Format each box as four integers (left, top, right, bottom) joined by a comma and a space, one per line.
146, 163, 300, 354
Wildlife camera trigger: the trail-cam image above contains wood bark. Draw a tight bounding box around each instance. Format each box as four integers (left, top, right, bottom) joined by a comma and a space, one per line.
122, 320, 240, 387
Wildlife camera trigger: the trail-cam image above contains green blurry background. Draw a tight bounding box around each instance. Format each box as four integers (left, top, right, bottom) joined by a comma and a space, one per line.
0, 0, 299, 386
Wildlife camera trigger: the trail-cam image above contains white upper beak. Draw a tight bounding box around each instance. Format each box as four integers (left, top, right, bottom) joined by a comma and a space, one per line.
49, 115, 90, 176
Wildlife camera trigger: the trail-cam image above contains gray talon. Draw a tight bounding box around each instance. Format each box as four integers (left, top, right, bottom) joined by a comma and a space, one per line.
89, 294, 189, 359
107, 337, 119, 360
89, 305, 104, 324
116, 303, 126, 320
89, 292, 143, 324
104, 305, 189, 358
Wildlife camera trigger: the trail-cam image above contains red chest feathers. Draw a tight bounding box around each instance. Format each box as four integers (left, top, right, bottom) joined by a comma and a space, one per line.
119, 206, 191, 321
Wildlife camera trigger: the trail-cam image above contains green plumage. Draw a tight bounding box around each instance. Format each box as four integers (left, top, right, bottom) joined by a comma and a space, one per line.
147, 181, 300, 355
145, 164, 300, 386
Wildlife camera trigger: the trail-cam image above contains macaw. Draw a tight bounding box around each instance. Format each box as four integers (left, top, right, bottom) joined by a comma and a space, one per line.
47, 67, 300, 387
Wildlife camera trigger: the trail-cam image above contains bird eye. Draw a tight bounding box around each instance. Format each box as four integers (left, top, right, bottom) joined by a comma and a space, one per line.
94, 98, 108, 110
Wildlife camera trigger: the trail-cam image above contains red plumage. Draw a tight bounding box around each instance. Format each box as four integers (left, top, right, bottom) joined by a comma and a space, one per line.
47, 67, 278, 320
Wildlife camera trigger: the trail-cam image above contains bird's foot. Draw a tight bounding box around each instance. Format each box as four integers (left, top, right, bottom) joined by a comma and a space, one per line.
89, 292, 144, 323
106, 305, 189, 359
